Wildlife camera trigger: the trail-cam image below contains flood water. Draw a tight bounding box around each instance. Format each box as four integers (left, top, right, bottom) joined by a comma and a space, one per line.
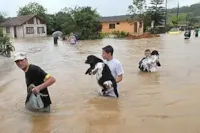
1, 34, 200, 133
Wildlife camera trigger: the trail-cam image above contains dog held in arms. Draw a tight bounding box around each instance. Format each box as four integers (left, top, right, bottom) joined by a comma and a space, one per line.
85, 55, 119, 97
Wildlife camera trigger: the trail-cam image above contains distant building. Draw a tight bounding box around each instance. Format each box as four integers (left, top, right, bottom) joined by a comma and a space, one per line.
99, 15, 144, 35
0, 14, 47, 38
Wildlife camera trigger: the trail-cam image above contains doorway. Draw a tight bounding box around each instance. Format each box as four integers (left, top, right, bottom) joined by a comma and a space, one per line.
14, 26, 17, 38
134, 22, 138, 33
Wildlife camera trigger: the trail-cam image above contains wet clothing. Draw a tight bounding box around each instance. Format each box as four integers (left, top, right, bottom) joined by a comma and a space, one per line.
99, 58, 124, 98
139, 56, 161, 72
74, 34, 78, 41
54, 37, 58, 44
184, 30, 191, 39
69, 36, 77, 44
194, 29, 199, 37
25, 64, 52, 108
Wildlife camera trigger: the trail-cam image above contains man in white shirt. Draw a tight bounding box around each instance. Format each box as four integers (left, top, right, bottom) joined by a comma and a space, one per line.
101, 45, 124, 97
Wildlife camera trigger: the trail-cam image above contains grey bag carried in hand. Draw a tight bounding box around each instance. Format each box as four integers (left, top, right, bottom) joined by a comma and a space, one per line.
25, 84, 48, 111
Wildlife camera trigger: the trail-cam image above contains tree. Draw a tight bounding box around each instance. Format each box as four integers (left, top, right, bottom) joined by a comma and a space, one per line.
186, 13, 198, 26
17, 2, 47, 19
128, 0, 147, 20
128, 0, 151, 32
71, 6, 102, 40
148, 0, 165, 27
169, 13, 186, 26
17, 2, 55, 33
0, 12, 6, 23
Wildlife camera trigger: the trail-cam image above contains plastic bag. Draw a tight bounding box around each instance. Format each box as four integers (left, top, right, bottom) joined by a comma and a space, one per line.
25, 84, 47, 111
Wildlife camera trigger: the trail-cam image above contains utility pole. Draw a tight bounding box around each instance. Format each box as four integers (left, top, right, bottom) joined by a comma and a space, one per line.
165, 0, 168, 32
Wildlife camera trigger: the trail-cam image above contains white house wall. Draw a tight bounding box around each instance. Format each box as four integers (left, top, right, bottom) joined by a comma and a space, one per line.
2, 27, 15, 38
2, 16, 47, 38
16, 26, 24, 38
23, 24, 47, 37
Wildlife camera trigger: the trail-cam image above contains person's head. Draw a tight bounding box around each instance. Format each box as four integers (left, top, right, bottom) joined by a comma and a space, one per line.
14, 52, 28, 71
102, 45, 114, 60
144, 49, 151, 57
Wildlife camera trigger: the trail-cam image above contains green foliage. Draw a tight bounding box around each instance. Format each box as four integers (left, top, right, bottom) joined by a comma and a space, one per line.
17, 3, 102, 40
168, 13, 186, 26
167, 3, 200, 25
128, 0, 147, 19
0, 28, 15, 57
168, 3, 200, 16
186, 13, 198, 26
100, 32, 110, 38
128, 0, 165, 32
112, 31, 130, 38
71, 6, 102, 40
17, 2, 47, 19
0, 12, 6, 24
148, 0, 165, 27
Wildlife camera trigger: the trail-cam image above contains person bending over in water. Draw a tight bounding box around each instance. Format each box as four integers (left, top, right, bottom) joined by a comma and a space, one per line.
68, 32, 77, 45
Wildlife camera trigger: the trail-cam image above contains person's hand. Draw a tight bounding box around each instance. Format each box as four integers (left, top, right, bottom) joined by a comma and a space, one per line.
32, 86, 40, 94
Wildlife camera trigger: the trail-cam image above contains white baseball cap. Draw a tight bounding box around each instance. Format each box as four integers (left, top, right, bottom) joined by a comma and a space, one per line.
14, 52, 27, 62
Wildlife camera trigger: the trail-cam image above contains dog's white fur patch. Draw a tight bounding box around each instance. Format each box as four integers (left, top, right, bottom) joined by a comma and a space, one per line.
103, 80, 113, 89
92, 62, 105, 80
91, 62, 114, 94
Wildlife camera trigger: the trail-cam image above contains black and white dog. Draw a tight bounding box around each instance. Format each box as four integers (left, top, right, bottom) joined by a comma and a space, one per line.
85, 55, 118, 97
151, 50, 161, 67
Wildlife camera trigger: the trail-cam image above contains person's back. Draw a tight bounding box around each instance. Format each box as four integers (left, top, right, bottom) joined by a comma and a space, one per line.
68, 33, 77, 44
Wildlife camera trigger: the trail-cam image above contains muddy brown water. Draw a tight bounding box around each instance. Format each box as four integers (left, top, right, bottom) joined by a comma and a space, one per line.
1, 34, 200, 133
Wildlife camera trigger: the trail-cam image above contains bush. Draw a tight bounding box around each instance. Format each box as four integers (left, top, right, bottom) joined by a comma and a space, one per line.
100, 32, 110, 38
112, 31, 130, 38
0, 28, 15, 57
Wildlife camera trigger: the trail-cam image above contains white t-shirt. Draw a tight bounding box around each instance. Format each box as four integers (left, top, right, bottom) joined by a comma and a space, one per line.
98, 58, 124, 97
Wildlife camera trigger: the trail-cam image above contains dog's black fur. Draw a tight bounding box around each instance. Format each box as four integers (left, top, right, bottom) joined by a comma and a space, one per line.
151, 50, 161, 67
85, 55, 118, 97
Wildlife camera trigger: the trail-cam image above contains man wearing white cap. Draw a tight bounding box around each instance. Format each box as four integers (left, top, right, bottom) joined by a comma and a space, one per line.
14, 52, 56, 112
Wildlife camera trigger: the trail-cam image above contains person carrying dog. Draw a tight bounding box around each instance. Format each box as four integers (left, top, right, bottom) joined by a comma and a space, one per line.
101, 45, 124, 97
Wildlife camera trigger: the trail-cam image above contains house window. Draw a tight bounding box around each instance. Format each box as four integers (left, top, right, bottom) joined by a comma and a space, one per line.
117, 22, 120, 25
26, 27, 34, 34
109, 24, 115, 29
6, 27, 10, 33
37, 27, 45, 34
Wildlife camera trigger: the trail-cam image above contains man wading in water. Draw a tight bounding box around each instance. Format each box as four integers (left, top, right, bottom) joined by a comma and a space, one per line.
14, 52, 56, 112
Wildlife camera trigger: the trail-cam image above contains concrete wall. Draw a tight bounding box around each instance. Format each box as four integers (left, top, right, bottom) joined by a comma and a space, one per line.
2, 27, 15, 38
101, 21, 144, 35
23, 24, 47, 37
16, 26, 24, 38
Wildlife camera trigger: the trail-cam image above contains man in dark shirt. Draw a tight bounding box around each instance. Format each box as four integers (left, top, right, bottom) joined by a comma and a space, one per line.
14, 52, 56, 112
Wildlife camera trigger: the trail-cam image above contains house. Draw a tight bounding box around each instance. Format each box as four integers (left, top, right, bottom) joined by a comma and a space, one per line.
0, 14, 47, 38
99, 15, 144, 35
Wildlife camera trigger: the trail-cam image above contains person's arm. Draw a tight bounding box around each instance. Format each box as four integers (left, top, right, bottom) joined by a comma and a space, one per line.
32, 67, 56, 93
115, 62, 124, 83
35, 75, 56, 92
116, 74, 123, 83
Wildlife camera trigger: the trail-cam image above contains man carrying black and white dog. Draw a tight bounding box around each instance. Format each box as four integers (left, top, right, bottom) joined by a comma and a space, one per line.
85, 45, 124, 98
101, 45, 124, 97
